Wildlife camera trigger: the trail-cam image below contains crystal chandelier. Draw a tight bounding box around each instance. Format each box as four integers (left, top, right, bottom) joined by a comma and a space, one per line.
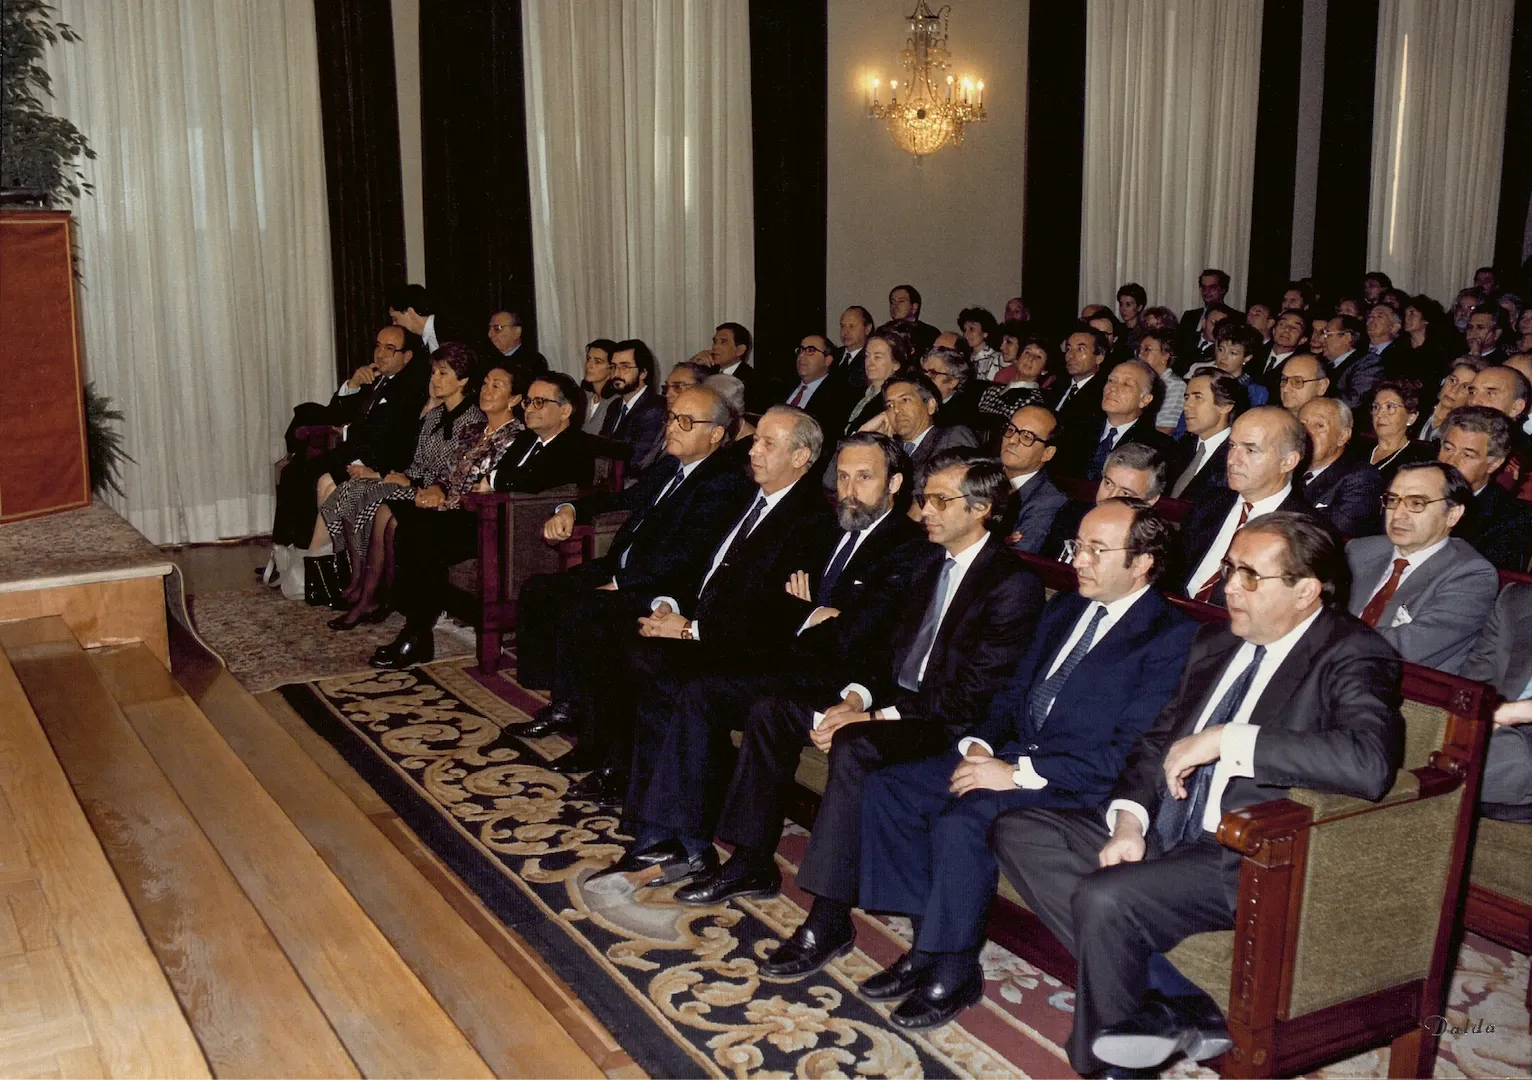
866, 1, 986, 159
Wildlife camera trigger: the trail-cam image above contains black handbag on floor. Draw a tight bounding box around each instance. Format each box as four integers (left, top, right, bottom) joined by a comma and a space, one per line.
303, 551, 351, 606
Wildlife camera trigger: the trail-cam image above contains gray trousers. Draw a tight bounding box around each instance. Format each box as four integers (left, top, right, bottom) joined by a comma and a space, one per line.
1482, 723, 1532, 807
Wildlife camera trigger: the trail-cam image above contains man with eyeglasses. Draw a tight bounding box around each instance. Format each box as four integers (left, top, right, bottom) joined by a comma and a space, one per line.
993, 511, 1403, 1075
598, 338, 668, 481
1438, 405, 1532, 571
1342, 462, 1496, 674
490, 375, 595, 495
511, 386, 753, 743
1277, 352, 1331, 414
689, 449, 1042, 981
485, 309, 548, 377
921, 346, 984, 431
1176, 407, 1312, 606
849, 498, 1196, 1032
782, 334, 854, 439
1321, 314, 1384, 409
997, 405, 1066, 554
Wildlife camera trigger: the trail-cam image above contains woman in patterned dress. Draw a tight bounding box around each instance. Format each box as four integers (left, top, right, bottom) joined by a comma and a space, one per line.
329, 360, 526, 629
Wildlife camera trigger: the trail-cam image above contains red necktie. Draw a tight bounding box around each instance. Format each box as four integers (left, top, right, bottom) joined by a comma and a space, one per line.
789, 384, 807, 407
1360, 558, 1409, 627
1193, 501, 1252, 602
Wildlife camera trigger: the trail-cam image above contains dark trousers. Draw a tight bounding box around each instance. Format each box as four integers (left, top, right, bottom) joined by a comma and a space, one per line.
392, 503, 478, 633
271, 446, 352, 547
794, 723, 957, 905
989, 808, 1239, 1075
860, 752, 1096, 953
626, 666, 830, 842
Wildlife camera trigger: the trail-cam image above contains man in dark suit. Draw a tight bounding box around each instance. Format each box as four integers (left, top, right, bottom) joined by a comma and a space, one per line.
1297, 398, 1384, 536
1056, 359, 1175, 480
998, 404, 1067, 554
1176, 406, 1312, 604
1051, 325, 1109, 446
565, 405, 837, 801
921, 347, 986, 431
369, 372, 596, 669
269, 324, 427, 553
1043, 442, 1168, 560
832, 305, 875, 392
1345, 462, 1497, 674
782, 334, 854, 440
491, 374, 596, 494
1439, 406, 1532, 570
676, 450, 1045, 978
889, 284, 941, 357
486, 309, 549, 380
599, 339, 668, 480
1178, 268, 1230, 351
1363, 302, 1410, 385
992, 512, 1404, 1075
1252, 309, 1308, 399
706, 322, 768, 414
387, 283, 464, 355
1461, 584, 1532, 816
511, 386, 753, 740
883, 373, 979, 476
1321, 315, 1386, 409
602, 434, 936, 880
854, 499, 1198, 1030
1168, 372, 1246, 501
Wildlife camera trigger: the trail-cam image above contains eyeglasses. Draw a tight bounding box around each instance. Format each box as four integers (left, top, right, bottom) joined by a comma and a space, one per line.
376, 343, 404, 355
1062, 539, 1130, 563
523, 396, 561, 410
1218, 559, 1294, 591
665, 412, 719, 432
921, 366, 955, 381
794, 345, 825, 355
1279, 376, 1326, 389
611, 361, 639, 373
1001, 423, 1049, 446
1370, 401, 1408, 413
487, 322, 514, 333
1380, 493, 1449, 513
913, 491, 967, 510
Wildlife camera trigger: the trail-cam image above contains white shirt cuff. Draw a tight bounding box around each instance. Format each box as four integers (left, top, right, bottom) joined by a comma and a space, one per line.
651, 595, 682, 615
1106, 798, 1151, 837
688, 620, 700, 640
555, 502, 575, 515
337, 381, 359, 396
797, 606, 834, 635
1012, 756, 1049, 790
957, 737, 993, 757
1220, 723, 1259, 778
487, 469, 498, 488
842, 682, 872, 710
880, 706, 902, 720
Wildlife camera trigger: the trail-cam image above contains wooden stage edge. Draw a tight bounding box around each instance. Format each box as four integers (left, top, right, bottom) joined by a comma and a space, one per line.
0, 569, 172, 669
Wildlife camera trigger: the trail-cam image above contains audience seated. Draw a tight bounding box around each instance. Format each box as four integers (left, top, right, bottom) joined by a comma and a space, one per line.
1116, 282, 1146, 334
992, 511, 1403, 1076
1254, 308, 1309, 398
580, 338, 618, 433
1367, 379, 1435, 486
674, 451, 1044, 974
831, 306, 874, 391
369, 371, 595, 668
978, 326, 1049, 415
1320, 313, 1386, 408
921, 346, 985, 431
690, 321, 766, 412
997, 404, 1066, 555
1417, 356, 1486, 442
1044, 442, 1168, 559
958, 306, 1004, 382
1050, 325, 1109, 438
874, 372, 978, 477
1344, 461, 1498, 674
1465, 303, 1511, 365
1200, 321, 1269, 408
1176, 406, 1312, 604
1134, 329, 1185, 434
598, 339, 668, 480
1363, 300, 1408, 381
1168, 372, 1245, 501
1297, 398, 1383, 536
1277, 351, 1331, 413
610, 434, 934, 872
1058, 359, 1174, 481
888, 284, 941, 357
852, 499, 1197, 1030
1461, 583, 1532, 819
1439, 406, 1532, 570
782, 333, 854, 439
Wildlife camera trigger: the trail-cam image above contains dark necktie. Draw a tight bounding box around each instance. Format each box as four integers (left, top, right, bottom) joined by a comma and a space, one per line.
1087, 427, 1119, 480
817, 531, 859, 605
616, 461, 682, 567
896, 557, 957, 691
1027, 604, 1107, 730
1193, 500, 1252, 603
1171, 441, 1206, 498
1153, 644, 1267, 851
699, 495, 767, 607
602, 398, 630, 437
517, 439, 543, 469
1360, 557, 1409, 627
789, 384, 808, 407
1058, 382, 1077, 411
362, 375, 391, 415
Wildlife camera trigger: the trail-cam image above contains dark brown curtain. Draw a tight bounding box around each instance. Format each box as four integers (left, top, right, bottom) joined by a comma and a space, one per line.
311, 0, 408, 382
1246, 0, 1304, 306
1494, 0, 1532, 284
419, 0, 538, 354
749, 0, 828, 391
1311, 0, 1380, 300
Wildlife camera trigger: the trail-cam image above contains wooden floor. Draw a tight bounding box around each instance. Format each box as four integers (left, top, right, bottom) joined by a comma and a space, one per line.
0, 536, 641, 1079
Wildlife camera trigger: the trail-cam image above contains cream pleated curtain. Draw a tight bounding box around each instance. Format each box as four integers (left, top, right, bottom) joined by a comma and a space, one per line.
1367, 0, 1514, 303
44, 0, 335, 544
1078, 0, 1264, 314
521, 0, 755, 376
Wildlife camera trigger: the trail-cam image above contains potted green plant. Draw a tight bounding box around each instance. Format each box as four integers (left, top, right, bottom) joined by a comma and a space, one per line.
0, 0, 94, 205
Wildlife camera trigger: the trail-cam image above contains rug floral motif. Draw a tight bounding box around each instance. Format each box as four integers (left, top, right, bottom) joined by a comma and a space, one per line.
278, 660, 1531, 1080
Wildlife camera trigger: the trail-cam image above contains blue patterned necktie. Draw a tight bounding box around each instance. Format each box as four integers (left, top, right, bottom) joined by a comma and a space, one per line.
1027, 604, 1107, 730
896, 557, 957, 691
1087, 428, 1119, 480
817, 531, 859, 605
1154, 645, 1267, 851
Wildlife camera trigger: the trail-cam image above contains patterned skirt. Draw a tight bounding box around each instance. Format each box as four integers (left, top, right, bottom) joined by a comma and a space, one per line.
320, 477, 415, 553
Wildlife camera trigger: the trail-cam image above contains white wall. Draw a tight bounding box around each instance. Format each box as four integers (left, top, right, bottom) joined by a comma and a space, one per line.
826, 0, 1029, 335
391, 0, 426, 283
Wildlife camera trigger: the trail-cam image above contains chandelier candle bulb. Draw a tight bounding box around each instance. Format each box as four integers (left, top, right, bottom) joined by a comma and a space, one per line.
864, 1, 987, 158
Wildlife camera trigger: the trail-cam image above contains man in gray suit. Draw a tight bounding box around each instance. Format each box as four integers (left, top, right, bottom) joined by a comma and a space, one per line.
1460, 584, 1532, 817
1345, 462, 1498, 674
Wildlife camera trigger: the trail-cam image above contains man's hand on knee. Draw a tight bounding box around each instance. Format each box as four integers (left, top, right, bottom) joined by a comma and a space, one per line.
1098, 815, 1146, 868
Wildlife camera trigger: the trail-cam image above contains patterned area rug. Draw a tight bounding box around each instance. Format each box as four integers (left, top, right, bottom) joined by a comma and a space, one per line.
189, 582, 473, 692
276, 659, 1531, 1079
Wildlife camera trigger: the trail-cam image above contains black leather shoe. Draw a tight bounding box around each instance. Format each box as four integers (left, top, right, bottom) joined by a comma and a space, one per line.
544, 747, 602, 774
509, 701, 578, 738
889, 967, 984, 1030
858, 950, 934, 1002
1091, 992, 1232, 1070
674, 857, 782, 906
566, 767, 628, 807
759, 920, 855, 981
588, 839, 719, 886
369, 631, 434, 669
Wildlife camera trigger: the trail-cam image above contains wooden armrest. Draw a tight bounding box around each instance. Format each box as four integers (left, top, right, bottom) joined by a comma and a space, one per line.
293, 424, 341, 439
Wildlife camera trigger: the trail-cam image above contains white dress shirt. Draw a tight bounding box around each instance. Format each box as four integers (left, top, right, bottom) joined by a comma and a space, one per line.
1009, 470, 1040, 491
798, 509, 893, 633
1185, 484, 1293, 598
904, 424, 934, 454
958, 585, 1153, 788
488, 429, 560, 488
1107, 606, 1323, 836
843, 532, 990, 715
422, 313, 440, 354
787, 374, 828, 408
1183, 426, 1231, 481
1363, 537, 1448, 605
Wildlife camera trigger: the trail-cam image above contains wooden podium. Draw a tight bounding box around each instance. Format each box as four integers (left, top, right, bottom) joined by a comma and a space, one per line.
0, 210, 92, 522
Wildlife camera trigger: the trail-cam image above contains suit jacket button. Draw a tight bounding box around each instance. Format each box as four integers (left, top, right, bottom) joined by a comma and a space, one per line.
1027, 743, 1040, 752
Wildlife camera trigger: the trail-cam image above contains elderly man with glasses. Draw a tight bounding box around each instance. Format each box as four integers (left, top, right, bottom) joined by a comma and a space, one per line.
997, 404, 1067, 554
781, 334, 855, 443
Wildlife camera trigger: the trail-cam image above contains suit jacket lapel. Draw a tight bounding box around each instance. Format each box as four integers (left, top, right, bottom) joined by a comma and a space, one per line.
1175, 631, 1244, 737
1045, 590, 1164, 725
1246, 609, 1333, 730
927, 539, 996, 661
